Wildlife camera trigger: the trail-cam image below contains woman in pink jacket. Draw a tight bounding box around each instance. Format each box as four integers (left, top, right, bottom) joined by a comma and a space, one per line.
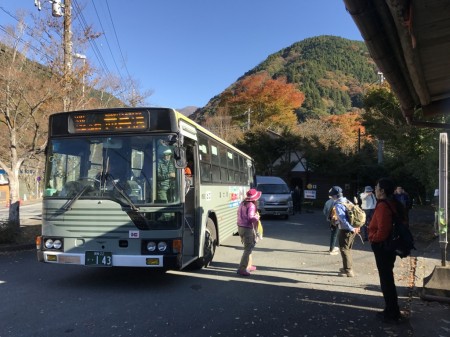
237, 188, 261, 276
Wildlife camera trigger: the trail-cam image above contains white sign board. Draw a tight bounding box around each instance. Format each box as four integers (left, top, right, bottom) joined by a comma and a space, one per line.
304, 190, 316, 199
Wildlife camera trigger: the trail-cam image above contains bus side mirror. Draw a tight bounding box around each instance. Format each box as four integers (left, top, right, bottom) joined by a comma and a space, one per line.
173, 147, 186, 168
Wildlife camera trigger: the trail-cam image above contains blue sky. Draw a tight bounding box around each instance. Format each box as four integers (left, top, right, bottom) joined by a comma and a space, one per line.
1, 1, 363, 109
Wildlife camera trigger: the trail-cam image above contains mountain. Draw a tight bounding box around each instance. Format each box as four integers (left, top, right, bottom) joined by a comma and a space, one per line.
177, 106, 198, 117
193, 35, 378, 122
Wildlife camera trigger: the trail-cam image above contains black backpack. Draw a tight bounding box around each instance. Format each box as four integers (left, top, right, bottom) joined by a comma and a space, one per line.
382, 200, 415, 258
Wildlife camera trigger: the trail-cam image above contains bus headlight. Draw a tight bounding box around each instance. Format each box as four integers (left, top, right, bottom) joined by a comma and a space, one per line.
146, 242, 156, 252
53, 240, 62, 250
158, 242, 167, 252
44, 238, 63, 250
44, 239, 54, 249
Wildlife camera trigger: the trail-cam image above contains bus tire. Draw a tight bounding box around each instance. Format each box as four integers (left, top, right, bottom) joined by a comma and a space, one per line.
191, 218, 217, 269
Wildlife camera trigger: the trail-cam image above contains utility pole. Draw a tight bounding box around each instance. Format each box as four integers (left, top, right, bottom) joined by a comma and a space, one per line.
377, 70, 384, 163
246, 108, 251, 130
62, 0, 72, 112
377, 140, 384, 163
438, 133, 448, 266
35, 0, 72, 111
358, 128, 361, 153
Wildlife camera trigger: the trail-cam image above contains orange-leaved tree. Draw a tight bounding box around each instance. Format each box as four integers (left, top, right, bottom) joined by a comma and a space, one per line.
219, 72, 305, 130
323, 112, 366, 154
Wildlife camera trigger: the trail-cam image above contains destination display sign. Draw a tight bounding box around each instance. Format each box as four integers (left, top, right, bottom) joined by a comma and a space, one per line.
70, 111, 148, 133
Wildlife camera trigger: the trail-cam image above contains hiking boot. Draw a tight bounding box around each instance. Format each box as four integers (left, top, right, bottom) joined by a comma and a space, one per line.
338, 268, 355, 277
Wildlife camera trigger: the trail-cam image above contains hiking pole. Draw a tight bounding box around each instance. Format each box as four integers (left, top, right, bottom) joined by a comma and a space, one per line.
357, 233, 364, 244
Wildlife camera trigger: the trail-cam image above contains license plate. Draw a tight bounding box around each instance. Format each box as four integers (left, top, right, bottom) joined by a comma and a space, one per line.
85, 251, 112, 266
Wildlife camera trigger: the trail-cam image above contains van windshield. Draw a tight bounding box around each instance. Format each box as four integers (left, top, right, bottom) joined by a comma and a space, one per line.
257, 184, 290, 194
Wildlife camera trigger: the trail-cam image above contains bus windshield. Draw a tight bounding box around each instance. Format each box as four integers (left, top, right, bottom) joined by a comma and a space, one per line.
44, 135, 181, 205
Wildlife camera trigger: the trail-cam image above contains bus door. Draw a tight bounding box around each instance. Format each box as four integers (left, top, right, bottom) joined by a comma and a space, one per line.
181, 142, 198, 267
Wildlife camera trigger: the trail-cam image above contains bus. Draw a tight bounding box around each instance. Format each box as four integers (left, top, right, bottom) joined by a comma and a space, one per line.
36, 107, 254, 270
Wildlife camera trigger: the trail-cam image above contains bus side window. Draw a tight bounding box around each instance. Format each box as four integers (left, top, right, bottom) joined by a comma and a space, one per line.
198, 135, 211, 183
200, 162, 211, 182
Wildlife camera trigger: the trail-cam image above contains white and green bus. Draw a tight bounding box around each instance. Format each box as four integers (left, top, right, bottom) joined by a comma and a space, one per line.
36, 107, 254, 270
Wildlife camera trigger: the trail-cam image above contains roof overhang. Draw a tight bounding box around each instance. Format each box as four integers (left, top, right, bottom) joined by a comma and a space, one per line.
343, 0, 450, 128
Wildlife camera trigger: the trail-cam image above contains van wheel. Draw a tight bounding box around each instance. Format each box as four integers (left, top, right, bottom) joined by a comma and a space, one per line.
190, 218, 217, 269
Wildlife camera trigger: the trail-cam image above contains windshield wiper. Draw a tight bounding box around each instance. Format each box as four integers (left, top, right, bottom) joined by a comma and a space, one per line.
62, 184, 92, 211
109, 178, 140, 212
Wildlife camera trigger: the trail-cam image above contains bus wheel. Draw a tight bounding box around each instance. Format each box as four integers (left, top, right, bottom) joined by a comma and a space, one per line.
191, 218, 217, 269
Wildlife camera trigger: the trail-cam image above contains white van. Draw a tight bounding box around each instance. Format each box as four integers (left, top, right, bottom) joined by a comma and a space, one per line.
255, 176, 293, 219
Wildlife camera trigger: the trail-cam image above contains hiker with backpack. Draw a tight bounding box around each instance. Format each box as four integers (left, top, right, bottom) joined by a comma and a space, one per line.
328, 186, 361, 277
369, 178, 409, 324
360, 186, 377, 241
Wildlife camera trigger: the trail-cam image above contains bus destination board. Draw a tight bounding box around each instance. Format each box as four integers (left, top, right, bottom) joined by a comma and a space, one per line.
71, 111, 148, 133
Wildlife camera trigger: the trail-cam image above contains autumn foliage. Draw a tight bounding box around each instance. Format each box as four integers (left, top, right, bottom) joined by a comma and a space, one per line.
219, 72, 305, 129
323, 112, 365, 152
296, 112, 365, 154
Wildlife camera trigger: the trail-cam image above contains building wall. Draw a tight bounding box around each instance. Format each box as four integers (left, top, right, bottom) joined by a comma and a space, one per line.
0, 185, 10, 206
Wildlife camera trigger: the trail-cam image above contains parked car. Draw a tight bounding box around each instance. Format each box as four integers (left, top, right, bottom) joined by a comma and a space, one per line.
255, 176, 293, 219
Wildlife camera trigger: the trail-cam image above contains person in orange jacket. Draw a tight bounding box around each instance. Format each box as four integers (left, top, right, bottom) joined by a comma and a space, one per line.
369, 177, 408, 324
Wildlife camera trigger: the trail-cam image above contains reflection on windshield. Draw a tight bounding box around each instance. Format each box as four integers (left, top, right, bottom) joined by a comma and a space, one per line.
44, 135, 181, 205
257, 184, 290, 194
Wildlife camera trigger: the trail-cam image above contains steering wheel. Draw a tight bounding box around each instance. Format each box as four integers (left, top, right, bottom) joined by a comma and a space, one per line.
60, 181, 84, 197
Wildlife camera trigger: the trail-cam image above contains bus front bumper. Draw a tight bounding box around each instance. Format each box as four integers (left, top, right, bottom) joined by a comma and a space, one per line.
37, 250, 178, 268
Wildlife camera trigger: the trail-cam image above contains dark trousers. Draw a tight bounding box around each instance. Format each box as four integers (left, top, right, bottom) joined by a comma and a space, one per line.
329, 226, 339, 251
294, 199, 302, 213
338, 230, 357, 271
371, 242, 400, 318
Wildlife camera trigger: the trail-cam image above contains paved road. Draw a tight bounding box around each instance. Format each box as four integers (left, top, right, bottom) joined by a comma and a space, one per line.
0, 210, 420, 337
0, 201, 42, 226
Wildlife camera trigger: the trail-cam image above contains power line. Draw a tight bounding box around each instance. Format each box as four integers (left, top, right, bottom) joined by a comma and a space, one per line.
0, 6, 54, 55
72, 0, 111, 77
89, 0, 123, 79
105, 0, 132, 80
0, 24, 54, 63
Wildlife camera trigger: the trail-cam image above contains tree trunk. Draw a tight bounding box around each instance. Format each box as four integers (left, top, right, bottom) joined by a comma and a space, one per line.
8, 201, 21, 233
